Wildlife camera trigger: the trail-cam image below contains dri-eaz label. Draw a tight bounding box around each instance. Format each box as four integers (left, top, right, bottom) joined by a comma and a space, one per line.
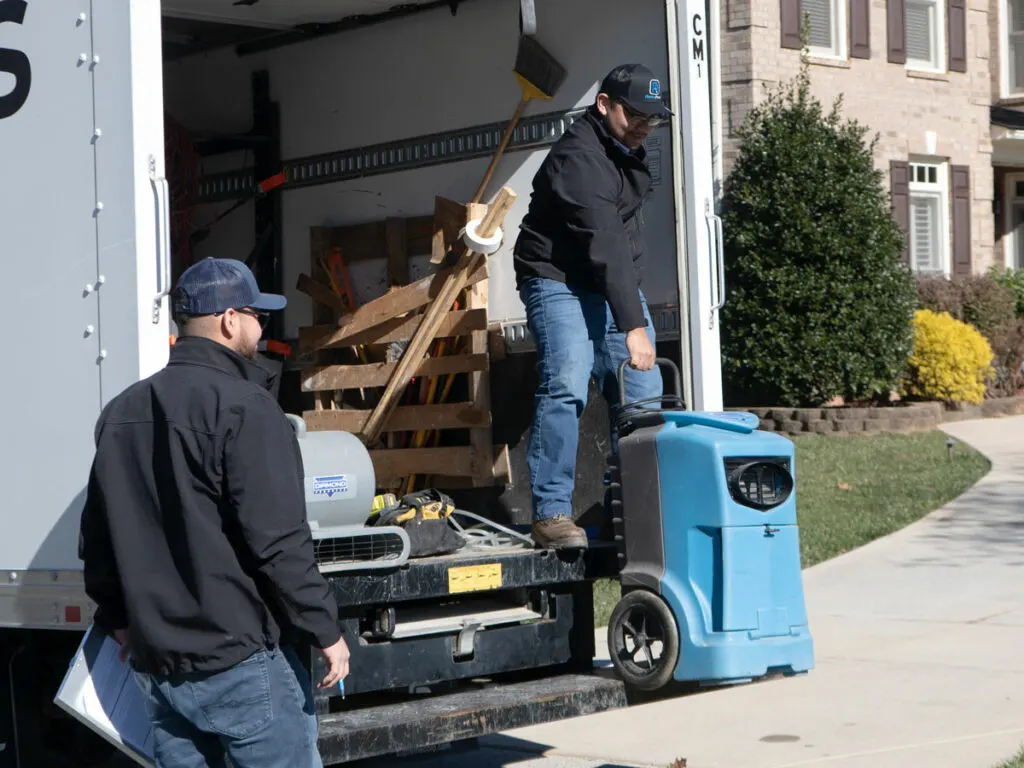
312, 475, 351, 498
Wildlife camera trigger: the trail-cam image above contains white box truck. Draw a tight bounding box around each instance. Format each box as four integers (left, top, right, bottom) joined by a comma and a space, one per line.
0, 0, 724, 764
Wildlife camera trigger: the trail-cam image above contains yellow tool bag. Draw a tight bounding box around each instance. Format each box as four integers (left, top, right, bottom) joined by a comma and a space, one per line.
371, 489, 466, 558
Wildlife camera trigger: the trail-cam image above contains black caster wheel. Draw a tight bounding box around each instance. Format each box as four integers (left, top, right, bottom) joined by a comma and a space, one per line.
607, 589, 680, 691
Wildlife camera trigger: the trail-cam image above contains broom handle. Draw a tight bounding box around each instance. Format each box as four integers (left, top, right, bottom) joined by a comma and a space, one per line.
472, 96, 528, 204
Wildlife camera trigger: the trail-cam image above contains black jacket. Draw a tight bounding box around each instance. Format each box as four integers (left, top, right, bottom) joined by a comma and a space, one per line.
79, 336, 340, 676
513, 107, 654, 331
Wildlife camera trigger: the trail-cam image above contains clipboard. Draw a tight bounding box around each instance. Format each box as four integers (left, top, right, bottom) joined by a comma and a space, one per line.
53, 624, 156, 767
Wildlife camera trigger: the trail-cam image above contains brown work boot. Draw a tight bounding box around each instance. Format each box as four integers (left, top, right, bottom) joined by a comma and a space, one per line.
532, 516, 589, 550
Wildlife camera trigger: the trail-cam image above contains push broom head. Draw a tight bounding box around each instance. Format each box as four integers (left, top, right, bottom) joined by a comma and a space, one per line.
513, 35, 567, 101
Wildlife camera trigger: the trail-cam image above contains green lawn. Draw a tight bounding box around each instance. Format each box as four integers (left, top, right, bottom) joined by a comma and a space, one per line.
594, 430, 990, 627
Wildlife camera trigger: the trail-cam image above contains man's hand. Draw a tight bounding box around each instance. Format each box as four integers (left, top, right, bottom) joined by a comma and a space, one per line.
625, 327, 656, 371
113, 628, 131, 663
317, 635, 350, 690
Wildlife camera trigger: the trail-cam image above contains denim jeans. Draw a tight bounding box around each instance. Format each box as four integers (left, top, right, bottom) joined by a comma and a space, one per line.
133, 646, 322, 768
520, 277, 662, 522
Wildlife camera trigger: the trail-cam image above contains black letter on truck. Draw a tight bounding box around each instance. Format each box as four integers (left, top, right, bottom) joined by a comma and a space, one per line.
0, 0, 30, 120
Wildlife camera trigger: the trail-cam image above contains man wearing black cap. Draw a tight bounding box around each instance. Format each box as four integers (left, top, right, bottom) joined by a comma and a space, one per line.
79, 257, 348, 767
514, 63, 672, 550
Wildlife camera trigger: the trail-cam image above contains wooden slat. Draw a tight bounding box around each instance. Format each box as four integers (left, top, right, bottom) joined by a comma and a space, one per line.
302, 403, 490, 433
371, 446, 477, 481
467, 278, 494, 483
299, 309, 487, 355
430, 196, 488, 265
296, 273, 347, 313
430, 445, 512, 489
302, 353, 489, 392
361, 189, 516, 443
329, 259, 488, 343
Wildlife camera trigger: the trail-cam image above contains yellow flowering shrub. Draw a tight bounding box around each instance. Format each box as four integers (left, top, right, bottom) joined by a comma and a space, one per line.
902, 309, 994, 405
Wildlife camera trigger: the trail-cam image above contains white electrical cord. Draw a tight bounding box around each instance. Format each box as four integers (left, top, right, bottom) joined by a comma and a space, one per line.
449, 509, 535, 551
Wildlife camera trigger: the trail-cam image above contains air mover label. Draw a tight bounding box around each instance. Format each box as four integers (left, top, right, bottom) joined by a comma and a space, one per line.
311, 475, 354, 499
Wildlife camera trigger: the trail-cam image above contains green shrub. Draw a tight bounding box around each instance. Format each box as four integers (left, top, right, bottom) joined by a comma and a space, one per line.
720, 60, 916, 407
915, 274, 1024, 397
990, 266, 1024, 318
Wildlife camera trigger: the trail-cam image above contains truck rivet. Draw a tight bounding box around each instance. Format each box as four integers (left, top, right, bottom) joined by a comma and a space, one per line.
8, 573, 17, 583
77, 13, 87, 24
85, 325, 95, 336
93, 128, 102, 139
97, 275, 106, 285
95, 202, 104, 212
78, 53, 88, 64
99, 350, 108, 359
85, 283, 94, 293
92, 54, 100, 65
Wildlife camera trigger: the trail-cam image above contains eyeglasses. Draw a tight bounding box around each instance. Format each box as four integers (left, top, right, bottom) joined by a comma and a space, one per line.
235, 307, 270, 329
211, 307, 270, 329
617, 99, 667, 128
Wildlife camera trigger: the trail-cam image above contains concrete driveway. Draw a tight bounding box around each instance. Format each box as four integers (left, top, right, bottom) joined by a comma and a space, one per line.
362, 416, 1024, 768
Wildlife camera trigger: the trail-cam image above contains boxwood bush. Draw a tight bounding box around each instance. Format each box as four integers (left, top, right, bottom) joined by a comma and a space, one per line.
720, 62, 917, 407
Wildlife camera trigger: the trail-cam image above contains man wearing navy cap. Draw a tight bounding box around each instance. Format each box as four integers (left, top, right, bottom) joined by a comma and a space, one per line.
514, 64, 672, 550
79, 257, 348, 767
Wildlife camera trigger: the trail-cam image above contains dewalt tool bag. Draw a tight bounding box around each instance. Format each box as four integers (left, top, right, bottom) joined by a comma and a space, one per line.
371, 489, 466, 558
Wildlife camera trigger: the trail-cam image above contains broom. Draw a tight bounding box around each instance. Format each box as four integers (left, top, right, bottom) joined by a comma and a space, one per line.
471, 34, 567, 205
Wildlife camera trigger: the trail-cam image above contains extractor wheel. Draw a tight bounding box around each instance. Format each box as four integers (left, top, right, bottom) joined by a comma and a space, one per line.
607, 589, 680, 691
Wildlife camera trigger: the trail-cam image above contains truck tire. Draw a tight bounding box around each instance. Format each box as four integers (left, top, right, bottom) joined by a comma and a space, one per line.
607, 589, 679, 691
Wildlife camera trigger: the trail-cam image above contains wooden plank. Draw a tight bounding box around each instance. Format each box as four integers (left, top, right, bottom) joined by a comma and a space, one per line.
371, 446, 477, 482
298, 309, 487, 355
430, 197, 488, 264
431, 445, 512, 489
302, 353, 489, 392
330, 259, 488, 343
302, 403, 491, 433
297, 273, 347, 313
385, 217, 409, 286
361, 188, 516, 443
467, 276, 494, 483
310, 217, 433, 263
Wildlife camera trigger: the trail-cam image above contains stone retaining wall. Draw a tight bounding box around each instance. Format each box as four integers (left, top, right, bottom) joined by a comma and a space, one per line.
732, 396, 1024, 436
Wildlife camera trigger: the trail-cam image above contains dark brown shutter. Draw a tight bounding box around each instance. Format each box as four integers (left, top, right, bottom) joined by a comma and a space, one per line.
850, 0, 871, 59
890, 160, 911, 266
887, 0, 906, 64
948, 0, 967, 72
951, 165, 972, 276
781, 0, 803, 49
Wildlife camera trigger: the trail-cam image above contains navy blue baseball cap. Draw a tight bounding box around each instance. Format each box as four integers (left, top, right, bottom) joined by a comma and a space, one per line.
171, 257, 286, 317
600, 63, 673, 118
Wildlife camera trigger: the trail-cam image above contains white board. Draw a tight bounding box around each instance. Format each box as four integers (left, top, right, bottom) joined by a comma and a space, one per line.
53, 625, 156, 767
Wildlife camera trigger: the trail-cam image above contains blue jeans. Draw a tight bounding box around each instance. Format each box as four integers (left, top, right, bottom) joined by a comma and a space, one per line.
520, 277, 662, 522
133, 646, 322, 768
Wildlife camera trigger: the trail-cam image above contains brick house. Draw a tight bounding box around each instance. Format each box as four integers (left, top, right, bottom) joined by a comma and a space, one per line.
719, 0, 1005, 276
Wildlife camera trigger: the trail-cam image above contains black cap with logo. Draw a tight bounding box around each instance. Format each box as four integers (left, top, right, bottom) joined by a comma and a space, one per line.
599, 63, 673, 119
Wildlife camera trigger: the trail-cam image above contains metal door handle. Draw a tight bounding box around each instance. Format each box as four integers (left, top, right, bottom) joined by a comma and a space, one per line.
704, 200, 726, 329
150, 155, 172, 324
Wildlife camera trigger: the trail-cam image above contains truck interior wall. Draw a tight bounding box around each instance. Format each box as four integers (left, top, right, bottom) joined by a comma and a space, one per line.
162, 0, 677, 339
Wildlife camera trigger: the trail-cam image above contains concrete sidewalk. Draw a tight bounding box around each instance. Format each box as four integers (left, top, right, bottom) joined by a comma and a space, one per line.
477, 416, 1024, 768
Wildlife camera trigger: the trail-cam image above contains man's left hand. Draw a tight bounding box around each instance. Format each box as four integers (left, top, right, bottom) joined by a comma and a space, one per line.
113, 628, 131, 663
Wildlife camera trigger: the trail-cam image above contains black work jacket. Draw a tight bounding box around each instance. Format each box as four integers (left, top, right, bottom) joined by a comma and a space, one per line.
513, 106, 655, 331
79, 336, 340, 676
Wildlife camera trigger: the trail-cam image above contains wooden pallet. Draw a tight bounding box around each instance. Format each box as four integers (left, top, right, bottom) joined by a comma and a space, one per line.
295, 196, 511, 492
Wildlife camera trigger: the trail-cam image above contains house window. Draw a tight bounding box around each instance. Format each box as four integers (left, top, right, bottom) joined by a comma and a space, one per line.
1003, 174, 1024, 268
805, 0, 847, 58
906, 0, 945, 72
1005, 0, 1024, 95
909, 162, 950, 274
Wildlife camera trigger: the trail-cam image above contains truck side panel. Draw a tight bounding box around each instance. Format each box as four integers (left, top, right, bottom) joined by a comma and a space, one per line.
0, 0, 102, 576
0, 1, 166, 621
